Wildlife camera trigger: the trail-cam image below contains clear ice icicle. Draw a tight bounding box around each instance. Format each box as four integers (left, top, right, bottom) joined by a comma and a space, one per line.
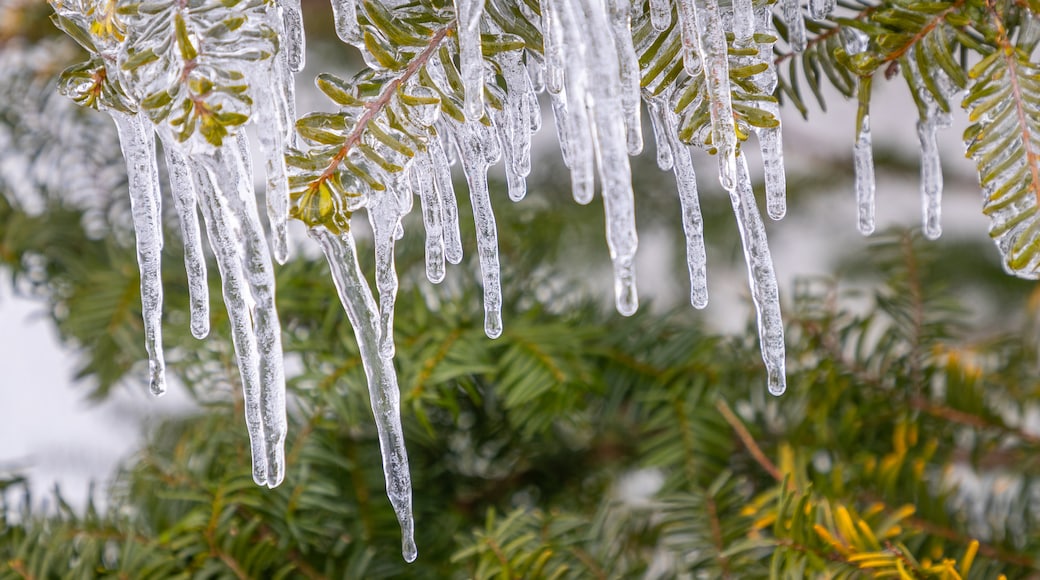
782, 0, 806, 52
367, 191, 404, 359
494, 49, 534, 201
413, 154, 446, 283
452, 120, 504, 338
428, 134, 463, 265
279, 0, 306, 72
607, 0, 644, 156
731, 155, 786, 395
454, 0, 486, 120
694, 0, 739, 191
310, 226, 416, 563
757, 101, 787, 220
646, 97, 674, 171
541, 0, 566, 95
583, 0, 640, 316
677, 0, 703, 76
854, 114, 876, 235
255, 60, 293, 265
808, 0, 835, 20
331, 0, 361, 43
662, 104, 708, 308
162, 144, 210, 339
918, 108, 951, 240
111, 111, 166, 397
732, 0, 755, 44
549, 0, 595, 205
650, 0, 672, 31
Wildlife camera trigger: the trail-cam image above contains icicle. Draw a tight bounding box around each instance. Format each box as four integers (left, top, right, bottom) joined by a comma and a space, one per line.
583, 0, 640, 316
662, 103, 708, 309
782, 0, 806, 53
808, 0, 835, 20
310, 226, 416, 563
527, 54, 546, 94
548, 0, 595, 205
163, 144, 210, 339
731, 0, 754, 45
413, 154, 446, 283
255, 64, 293, 265
331, 0, 361, 44
454, 0, 486, 120
367, 191, 403, 359
190, 140, 287, 488
494, 48, 534, 202
646, 97, 674, 171
279, 0, 306, 72
917, 110, 950, 240
676, 0, 703, 76
607, 0, 644, 156
650, 0, 672, 31
428, 134, 463, 265
694, 0, 738, 191
731, 155, 786, 395
853, 115, 875, 235
452, 120, 504, 338
111, 111, 167, 397
757, 101, 786, 220
541, 0, 566, 95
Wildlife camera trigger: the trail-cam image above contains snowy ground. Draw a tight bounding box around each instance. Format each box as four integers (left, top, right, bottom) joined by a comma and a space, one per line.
0, 53, 996, 510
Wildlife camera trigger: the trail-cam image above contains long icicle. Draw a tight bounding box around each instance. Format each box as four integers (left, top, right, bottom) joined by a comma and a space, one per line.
662, 102, 708, 309
163, 144, 210, 339
694, 0, 739, 191
310, 225, 417, 563
428, 133, 464, 265
607, 0, 644, 156
454, 0, 486, 120
368, 189, 404, 358
413, 153, 447, 283
227, 133, 288, 488
731, 155, 786, 395
111, 111, 167, 397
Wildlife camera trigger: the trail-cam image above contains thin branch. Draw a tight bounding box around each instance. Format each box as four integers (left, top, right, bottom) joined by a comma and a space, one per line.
715, 399, 783, 483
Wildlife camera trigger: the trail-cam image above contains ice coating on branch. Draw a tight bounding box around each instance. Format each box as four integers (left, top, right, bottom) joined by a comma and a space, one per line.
450, 119, 504, 338
368, 188, 405, 358
189, 138, 287, 488
310, 226, 416, 563
646, 97, 675, 171
694, 0, 739, 191
918, 109, 950, 240
279, 0, 306, 72
331, 0, 360, 43
581, 0, 640, 316
454, 0, 486, 120
162, 144, 210, 339
808, 0, 835, 20
661, 101, 708, 309
607, 0, 644, 156
731, 155, 786, 395
854, 115, 876, 235
677, 0, 703, 76
782, 0, 806, 52
111, 111, 167, 397
650, 0, 672, 31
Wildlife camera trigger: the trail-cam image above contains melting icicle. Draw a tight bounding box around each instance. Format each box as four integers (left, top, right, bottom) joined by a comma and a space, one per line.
331, 0, 361, 43
731, 0, 754, 44
111, 111, 167, 397
662, 103, 708, 309
808, 0, 835, 20
548, 0, 595, 205
494, 48, 534, 202
428, 134, 463, 265
650, 0, 672, 31
280, 0, 306, 72
413, 154, 446, 283
454, 0, 486, 120
646, 97, 675, 171
541, 0, 566, 95
757, 101, 786, 220
854, 114, 875, 235
676, 0, 703, 76
583, 0, 640, 316
731, 155, 786, 395
163, 144, 210, 339
367, 191, 404, 359
310, 226, 416, 563
694, 0, 738, 191
255, 59, 293, 264
607, 0, 644, 156
782, 0, 806, 52
917, 110, 950, 240
452, 119, 504, 338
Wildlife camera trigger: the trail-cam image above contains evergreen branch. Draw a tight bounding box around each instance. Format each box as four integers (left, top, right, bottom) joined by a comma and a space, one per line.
903, 511, 1036, 569
773, 6, 877, 66
877, 0, 967, 64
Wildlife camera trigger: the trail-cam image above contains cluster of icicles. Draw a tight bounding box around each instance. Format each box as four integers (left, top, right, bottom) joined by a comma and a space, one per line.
53, 0, 959, 563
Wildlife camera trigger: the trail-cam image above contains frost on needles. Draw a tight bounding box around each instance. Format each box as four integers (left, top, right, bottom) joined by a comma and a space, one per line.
48, 0, 1038, 562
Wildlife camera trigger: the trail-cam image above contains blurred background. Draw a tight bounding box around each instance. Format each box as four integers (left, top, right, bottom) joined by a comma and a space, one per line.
0, 0, 1034, 514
